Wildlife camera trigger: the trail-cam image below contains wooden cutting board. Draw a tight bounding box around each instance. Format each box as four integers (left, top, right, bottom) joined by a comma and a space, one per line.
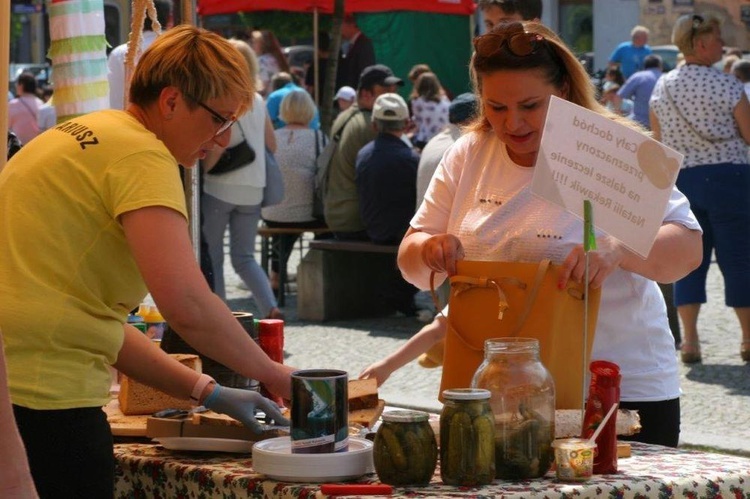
104, 398, 149, 437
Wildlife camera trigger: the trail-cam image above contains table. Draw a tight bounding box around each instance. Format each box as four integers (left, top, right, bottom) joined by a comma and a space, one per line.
114, 441, 750, 498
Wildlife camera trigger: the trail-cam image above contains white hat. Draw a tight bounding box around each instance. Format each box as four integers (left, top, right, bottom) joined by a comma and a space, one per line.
372, 93, 409, 121
334, 86, 356, 102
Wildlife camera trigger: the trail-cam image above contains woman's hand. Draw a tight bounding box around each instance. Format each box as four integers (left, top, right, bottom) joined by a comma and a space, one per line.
559, 235, 628, 289
262, 363, 296, 401
421, 234, 465, 277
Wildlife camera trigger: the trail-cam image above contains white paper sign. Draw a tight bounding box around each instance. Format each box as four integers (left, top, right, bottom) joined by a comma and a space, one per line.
530, 96, 684, 258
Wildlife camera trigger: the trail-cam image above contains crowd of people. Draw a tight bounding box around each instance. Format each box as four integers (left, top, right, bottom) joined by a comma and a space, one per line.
3, 0, 750, 495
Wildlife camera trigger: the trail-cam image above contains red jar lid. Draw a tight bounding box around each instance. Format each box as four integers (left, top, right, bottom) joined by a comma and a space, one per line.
258, 319, 283, 337
589, 360, 619, 377
589, 360, 621, 388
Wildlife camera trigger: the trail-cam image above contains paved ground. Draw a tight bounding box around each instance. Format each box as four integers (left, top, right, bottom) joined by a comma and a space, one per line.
222, 238, 750, 454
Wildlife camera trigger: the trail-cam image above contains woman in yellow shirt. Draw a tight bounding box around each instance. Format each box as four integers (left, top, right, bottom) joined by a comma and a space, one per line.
0, 26, 293, 498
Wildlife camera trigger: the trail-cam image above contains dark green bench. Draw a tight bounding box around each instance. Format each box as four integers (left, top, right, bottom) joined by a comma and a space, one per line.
297, 239, 401, 321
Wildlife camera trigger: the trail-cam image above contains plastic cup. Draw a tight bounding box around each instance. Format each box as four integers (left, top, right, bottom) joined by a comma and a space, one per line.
551, 438, 596, 482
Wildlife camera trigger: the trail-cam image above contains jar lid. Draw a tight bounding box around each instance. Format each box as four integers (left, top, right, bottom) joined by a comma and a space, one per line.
381, 409, 429, 423
442, 388, 491, 400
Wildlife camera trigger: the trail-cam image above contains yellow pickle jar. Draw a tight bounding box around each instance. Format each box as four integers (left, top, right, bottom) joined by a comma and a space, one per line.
373, 409, 438, 486
440, 388, 495, 486
471, 337, 555, 480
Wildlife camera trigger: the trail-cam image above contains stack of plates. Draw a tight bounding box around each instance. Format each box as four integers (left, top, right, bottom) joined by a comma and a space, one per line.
252, 437, 374, 482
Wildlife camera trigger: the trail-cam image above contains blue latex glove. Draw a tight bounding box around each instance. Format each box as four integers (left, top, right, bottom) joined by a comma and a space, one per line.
203, 384, 289, 434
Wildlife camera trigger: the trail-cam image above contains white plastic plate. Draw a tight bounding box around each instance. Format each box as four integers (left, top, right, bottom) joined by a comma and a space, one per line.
252, 436, 374, 482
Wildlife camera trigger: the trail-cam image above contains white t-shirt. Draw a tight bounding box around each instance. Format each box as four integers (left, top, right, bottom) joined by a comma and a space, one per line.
107, 31, 159, 110
203, 93, 266, 206
416, 124, 461, 208
411, 131, 702, 402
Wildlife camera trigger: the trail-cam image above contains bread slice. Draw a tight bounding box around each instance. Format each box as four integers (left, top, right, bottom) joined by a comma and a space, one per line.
348, 378, 378, 411
555, 409, 641, 438
192, 410, 242, 427
119, 354, 201, 416
349, 399, 385, 428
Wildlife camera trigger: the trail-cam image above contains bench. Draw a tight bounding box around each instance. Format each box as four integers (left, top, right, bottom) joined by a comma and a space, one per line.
256, 226, 331, 307
297, 239, 403, 321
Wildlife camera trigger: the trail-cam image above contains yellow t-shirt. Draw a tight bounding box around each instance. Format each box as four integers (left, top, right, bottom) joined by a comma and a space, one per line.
0, 110, 187, 409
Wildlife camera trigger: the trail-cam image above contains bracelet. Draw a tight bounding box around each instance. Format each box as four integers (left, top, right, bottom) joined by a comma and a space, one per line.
190, 373, 215, 405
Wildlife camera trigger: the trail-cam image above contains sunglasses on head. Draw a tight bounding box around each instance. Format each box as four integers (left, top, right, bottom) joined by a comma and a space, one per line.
473, 30, 547, 59
690, 14, 705, 40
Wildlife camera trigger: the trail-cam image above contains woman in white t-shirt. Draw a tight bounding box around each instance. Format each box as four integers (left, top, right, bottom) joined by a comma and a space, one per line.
650, 14, 750, 365
398, 22, 703, 447
203, 39, 283, 319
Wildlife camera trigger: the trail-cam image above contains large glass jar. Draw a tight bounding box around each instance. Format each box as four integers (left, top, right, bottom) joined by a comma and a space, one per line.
471, 337, 555, 480
440, 388, 495, 486
373, 410, 437, 486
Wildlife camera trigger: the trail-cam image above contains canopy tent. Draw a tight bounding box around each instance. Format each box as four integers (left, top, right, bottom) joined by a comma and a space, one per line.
198, 0, 475, 16
197, 0, 476, 99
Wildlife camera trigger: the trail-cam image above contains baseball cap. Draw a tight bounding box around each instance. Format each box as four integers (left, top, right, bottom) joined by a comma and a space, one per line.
449, 93, 478, 124
372, 93, 409, 121
358, 64, 404, 90
334, 86, 356, 102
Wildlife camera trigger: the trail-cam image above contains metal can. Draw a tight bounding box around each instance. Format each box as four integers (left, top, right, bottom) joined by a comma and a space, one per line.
290, 369, 348, 454
373, 409, 437, 486
440, 388, 495, 486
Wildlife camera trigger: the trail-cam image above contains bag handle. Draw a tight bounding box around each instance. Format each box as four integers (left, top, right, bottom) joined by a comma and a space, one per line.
661, 81, 731, 146
430, 259, 552, 352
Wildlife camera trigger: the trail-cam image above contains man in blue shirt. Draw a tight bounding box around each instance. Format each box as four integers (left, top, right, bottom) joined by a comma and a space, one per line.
616, 54, 663, 129
355, 93, 418, 245
355, 92, 420, 315
608, 26, 652, 80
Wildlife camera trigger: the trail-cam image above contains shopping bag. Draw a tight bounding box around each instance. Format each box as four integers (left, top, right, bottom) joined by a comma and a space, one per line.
437, 259, 600, 409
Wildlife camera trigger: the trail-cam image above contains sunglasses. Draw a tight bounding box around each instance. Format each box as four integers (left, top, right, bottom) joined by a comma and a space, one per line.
187, 96, 237, 137
690, 14, 705, 41
473, 30, 547, 59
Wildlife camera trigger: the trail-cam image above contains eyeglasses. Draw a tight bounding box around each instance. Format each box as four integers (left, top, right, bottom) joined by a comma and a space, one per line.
474, 30, 547, 59
189, 97, 237, 137
690, 14, 705, 40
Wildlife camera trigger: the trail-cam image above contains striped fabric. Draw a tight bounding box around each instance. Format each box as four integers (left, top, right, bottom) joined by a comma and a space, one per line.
47, 0, 108, 123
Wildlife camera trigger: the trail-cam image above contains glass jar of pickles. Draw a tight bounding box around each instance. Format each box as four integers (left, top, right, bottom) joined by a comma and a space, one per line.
373, 410, 437, 486
440, 388, 495, 486
471, 337, 555, 480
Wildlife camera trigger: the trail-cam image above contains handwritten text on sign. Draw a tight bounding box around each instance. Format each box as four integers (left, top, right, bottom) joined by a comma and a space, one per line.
531, 96, 683, 258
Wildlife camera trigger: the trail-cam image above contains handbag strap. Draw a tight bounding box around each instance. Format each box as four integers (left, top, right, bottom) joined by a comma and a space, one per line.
432, 260, 552, 352
18, 98, 38, 120
234, 121, 247, 141
661, 80, 730, 146
332, 109, 360, 143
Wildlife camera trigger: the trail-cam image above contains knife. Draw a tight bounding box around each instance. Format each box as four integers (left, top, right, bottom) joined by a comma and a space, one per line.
152, 406, 208, 419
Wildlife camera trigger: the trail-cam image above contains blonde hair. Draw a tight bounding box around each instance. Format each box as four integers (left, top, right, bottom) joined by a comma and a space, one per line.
129, 25, 253, 115
279, 89, 316, 125
227, 38, 263, 91
672, 13, 721, 56
251, 30, 290, 73
468, 21, 642, 134
630, 25, 649, 38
